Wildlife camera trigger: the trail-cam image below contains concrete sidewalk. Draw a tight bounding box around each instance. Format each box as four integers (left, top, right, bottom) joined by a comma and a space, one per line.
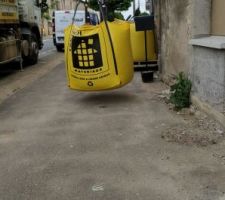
0, 63, 225, 200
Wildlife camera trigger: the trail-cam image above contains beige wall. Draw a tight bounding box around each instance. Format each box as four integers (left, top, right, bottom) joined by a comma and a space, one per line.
57, 0, 85, 10
154, 0, 215, 81
42, 19, 52, 36
211, 0, 225, 36
154, 0, 192, 80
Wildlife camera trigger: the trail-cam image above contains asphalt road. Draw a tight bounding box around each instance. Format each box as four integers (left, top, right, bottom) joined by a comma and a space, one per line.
0, 54, 225, 200
40, 37, 56, 58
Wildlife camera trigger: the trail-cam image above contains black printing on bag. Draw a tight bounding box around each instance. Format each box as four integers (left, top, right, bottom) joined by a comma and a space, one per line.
72, 34, 103, 70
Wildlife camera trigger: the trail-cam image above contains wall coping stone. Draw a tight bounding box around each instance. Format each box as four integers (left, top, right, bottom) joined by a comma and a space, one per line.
189, 36, 225, 49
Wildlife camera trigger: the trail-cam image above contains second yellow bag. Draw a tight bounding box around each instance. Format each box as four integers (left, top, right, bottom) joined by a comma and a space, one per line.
130, 22, 157, 62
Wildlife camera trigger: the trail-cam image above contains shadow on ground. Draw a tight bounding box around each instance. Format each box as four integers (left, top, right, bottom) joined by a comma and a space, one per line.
78, 92, 138, 106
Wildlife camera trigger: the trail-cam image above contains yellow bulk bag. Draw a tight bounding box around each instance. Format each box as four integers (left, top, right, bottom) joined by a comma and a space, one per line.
130, 22, 157, 62
64, 21, 134, 91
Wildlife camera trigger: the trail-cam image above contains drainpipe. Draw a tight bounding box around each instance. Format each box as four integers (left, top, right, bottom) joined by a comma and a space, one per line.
155, 0, 162, 74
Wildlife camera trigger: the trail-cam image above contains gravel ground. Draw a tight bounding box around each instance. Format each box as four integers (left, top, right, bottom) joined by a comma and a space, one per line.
158, 90, 225, 147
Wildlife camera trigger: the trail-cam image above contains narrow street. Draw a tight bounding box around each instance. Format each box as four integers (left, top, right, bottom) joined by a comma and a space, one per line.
0, 41, 225, 199
0, 38, 60, 103
40, 37, 56, 58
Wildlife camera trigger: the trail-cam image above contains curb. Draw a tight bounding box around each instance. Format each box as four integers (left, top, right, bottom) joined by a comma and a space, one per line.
191, 95, 225, 128
0, 54, 64, 105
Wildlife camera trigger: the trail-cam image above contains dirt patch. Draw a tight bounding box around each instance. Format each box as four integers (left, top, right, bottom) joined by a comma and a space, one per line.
161, 118, 224, 147
158, 90, 225, 147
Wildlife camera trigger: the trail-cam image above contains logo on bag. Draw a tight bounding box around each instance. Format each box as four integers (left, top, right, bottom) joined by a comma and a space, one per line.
72, 34, 103, 71
87, 81, 94, 86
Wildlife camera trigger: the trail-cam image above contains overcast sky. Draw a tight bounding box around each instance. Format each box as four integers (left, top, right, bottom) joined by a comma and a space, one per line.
122, 0, 148, 19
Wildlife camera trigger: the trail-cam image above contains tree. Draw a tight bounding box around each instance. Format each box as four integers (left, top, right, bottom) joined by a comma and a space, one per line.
40, 0, 49, 17
50, 0, 59, 9
139, 12, 150, 16
114, 12, 124, 20
134, 8, 150, 17
39, 0, 50, 36
88, 0, 133, 21
134, 7, 140, 16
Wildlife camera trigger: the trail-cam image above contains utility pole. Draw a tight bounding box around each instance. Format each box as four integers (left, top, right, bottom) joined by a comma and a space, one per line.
151, 0, 154, 15
61, 0, 65, 9
133, 0, 136, 16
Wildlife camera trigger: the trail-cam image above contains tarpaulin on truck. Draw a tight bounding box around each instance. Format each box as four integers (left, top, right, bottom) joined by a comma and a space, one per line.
0, 0, 18, 23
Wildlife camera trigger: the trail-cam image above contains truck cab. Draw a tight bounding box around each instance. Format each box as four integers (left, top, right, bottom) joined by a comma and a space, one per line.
0, 0, 43, 67
18, 0, 43, 56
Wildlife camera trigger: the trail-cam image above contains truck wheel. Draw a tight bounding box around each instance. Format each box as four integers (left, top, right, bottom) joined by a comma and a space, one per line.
23, 34, 39, 65
56, 45, 64, 52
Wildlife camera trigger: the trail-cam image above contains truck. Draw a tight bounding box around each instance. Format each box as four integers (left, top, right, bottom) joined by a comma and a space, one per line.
52, 10, 99, 52
0, 0, 44, 68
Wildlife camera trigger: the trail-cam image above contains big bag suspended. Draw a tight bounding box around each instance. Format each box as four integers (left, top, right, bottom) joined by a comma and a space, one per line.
64, 21, 134, 91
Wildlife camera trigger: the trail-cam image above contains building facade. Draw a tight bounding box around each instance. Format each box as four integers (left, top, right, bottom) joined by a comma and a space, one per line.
56, 0, 85, 10
153, 0, 225, 117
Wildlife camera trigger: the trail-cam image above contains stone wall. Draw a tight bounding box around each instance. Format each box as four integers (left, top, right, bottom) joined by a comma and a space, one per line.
154, 0, 192, 80
57, 0, 85, 10
154, 0, 225, 113
154, 0, 213, 80
191, 44, 225, 112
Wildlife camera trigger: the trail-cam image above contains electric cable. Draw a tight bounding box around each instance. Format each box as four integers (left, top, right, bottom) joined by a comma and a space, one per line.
97, 0, 118, 75
65, 0, 81, 84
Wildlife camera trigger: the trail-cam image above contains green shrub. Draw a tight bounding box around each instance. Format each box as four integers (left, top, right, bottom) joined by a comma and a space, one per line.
114, 12, 124, 20
170, 72, 192, 110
